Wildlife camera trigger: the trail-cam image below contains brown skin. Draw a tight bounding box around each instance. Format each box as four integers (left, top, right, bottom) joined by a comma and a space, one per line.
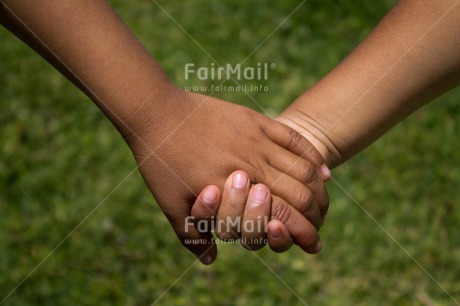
130, 90, 328, 261
196, 0, 460, 260
0, 0, 329, 264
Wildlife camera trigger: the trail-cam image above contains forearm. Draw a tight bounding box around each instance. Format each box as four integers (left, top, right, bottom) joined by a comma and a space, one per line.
0, 0, 175, 135
278, 0, 460, 167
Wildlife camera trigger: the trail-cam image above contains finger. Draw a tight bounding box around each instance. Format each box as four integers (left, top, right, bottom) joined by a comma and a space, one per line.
263, 166, 323, 230
269, 150, 330, 219
271, 195, 322, 254
191, 185, 221, 221
171, 214, 218, 265
215, 170, 250, 240
241, 184, 271, 251
142, 180, 218, 265
261, 119, 331, 180
267, 220, 293, 253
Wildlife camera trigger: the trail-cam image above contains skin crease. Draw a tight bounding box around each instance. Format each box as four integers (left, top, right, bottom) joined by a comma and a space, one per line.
0, 0, 330, 265
195, 0, 460, 263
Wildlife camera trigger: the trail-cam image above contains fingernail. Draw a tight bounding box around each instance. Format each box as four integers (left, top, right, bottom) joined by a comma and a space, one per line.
321, 164, 331, 179
314, 239, 322, 253
232, 172, 248, 189
270, 227, 281, 240
202, 187, 217, 204
252, 186, 267, 204
200, 254, 214, 265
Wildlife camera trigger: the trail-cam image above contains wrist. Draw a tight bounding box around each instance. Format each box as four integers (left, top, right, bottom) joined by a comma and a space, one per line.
276, 109, 342, 168
112, 78, 183, 146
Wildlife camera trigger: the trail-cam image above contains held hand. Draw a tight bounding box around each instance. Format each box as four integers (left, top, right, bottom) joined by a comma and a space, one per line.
192, 170, 327, 264
122, 87, 329, 264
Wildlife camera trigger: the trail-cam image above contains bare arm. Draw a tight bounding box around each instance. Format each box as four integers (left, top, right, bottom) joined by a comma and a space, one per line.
0, 0, 172, 134
0, 0, 330, 262
278, 0, 460, 167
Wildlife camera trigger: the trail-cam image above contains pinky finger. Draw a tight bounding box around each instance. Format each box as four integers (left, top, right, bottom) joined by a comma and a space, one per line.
267, 220, 293, 253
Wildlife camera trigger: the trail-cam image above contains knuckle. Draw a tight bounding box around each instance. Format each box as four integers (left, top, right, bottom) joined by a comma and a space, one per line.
226, 193, 247, 210
247, 158, 266, 184
299, 161, 318, 185
257, 165, 267, 183
252, 111, 266, 131
271, 200, 292, 224
293, 189, 315, 216
304, 143, 318, 159
243, 109, 265, 135
287, 128, 302, 149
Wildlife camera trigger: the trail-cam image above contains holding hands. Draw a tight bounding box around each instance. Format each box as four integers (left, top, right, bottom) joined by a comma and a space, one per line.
0, 0, 331, 265
3, 0, 459, 266
191, 169, 328, 264
126, 89, 331, 264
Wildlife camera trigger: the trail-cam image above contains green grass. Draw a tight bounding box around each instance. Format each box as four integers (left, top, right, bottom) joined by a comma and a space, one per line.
1, 0, 459, 305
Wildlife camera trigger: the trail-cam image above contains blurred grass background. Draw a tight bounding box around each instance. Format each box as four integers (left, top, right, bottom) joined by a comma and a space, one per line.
1, 0, 459, 305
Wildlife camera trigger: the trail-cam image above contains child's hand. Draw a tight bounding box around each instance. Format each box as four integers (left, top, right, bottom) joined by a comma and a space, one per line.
190, 170, 327, 264
124, 88, 329, 265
